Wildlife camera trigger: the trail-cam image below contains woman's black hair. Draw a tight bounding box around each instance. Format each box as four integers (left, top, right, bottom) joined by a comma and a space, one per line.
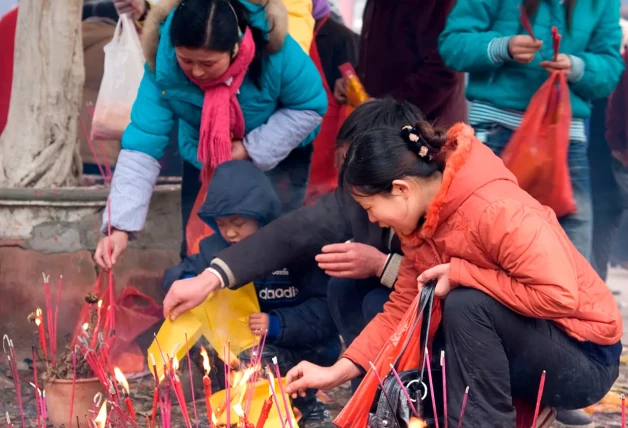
170, 0, 269, 88
342, 120, 448, 197
336, 98, 425, 146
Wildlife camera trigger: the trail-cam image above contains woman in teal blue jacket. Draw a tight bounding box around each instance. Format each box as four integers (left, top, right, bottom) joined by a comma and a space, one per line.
439, 0, 624, 264
94, 0, 327, 268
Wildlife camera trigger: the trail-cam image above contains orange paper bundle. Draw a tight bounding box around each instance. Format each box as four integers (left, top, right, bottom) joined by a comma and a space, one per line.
339, 63, 369, 107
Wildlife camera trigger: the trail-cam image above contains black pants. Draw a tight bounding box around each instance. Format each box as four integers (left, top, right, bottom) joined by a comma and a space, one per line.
327, 276, 392, 391
443, 288, 618, 427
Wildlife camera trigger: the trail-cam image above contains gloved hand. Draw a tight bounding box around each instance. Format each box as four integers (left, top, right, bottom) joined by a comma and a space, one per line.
113, 0, 148, 20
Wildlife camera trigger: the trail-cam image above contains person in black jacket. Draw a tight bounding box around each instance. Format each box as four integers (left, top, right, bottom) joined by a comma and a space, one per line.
162, 160, 340, 424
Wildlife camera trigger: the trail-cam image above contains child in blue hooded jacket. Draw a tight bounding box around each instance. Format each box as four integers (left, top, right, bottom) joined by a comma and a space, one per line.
163, 160, 341, 424
439, 0, 624, 265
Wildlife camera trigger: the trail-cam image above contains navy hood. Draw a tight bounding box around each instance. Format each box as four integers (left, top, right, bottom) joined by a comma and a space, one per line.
197, 161, 283, 235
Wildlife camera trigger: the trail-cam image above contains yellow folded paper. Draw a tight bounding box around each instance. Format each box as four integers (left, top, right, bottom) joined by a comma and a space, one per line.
148, 283, 260, 381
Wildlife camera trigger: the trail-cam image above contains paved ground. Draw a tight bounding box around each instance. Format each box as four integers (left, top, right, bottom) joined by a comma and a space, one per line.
1, 268, 627, 427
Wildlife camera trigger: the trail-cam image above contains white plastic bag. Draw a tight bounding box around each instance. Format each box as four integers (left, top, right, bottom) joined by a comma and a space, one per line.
91, 14, 145, 141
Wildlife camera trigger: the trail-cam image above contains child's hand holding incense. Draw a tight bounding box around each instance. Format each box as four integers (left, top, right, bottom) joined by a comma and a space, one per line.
163, 270, 221, 320
286, 359, 361, 398
539, 54, 573, 77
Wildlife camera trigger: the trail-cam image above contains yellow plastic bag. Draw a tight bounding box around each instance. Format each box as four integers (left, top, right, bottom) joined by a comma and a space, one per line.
148, 283, 260, 381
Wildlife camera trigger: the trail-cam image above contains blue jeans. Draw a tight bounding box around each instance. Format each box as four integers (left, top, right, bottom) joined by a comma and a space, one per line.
474, 124, 592, 260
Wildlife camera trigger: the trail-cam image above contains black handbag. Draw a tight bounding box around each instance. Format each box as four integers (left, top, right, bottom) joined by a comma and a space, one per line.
368, 281, 444, 428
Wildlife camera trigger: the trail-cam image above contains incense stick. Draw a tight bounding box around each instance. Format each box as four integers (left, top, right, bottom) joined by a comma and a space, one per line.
272, 357, 294, 428
69, 350, 77, 428
53, 275, 63, 362
458, 386, 469, 428
531, 370, 546, 428
441, 351, 448, 428
622, 393, 626, 428
388, 363, 418, 417
424, 348, 440, 428
267, 369, 286, 428
184, 333, 199, 428
368, 362, 397, 425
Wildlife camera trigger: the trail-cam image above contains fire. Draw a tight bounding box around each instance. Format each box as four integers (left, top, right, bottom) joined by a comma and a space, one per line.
212, 412, 218, 425
172, 356, 180, 372
82, 323, 89, 331
409, 417, 427, 428
35, 318, 41, 327
200, 345, 211, 376
113, 367, 130, 395
36, 308, 42, 317
233, 402, 244, 418
97, 300, 103, 308
94, 402, 107, 428
231, 367, 255, 388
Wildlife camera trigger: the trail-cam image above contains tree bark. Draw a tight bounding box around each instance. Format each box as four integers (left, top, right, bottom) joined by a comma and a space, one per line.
0, 0, 85, 188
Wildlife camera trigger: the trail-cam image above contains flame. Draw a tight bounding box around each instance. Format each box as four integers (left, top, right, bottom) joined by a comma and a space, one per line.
409, 417, 427, 428
172, 356, 180, 372
94, 402, 107, 428
231, 367, 255, 388
82, 323, 89, 331
233, 402, 244, 418
36, 308, 42, 317
97, 300, 103, 308
200, 346, 211, 376
35, 318, 41, 327
211, 412, 218, 425
113, 367, 130, 395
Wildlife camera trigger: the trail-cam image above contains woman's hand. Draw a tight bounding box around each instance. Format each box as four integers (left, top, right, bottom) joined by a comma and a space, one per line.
163, 270, 222, 320
508, 35, 543, 64
231, 140, 250, 161
94, 230, 129, 270
113, 0, 147, 20
248, 313, 269, 334
417, 263, 453, 297
285, 359, 361, 398
333, 78, 348, 104
540, 54, 572, 76
316, 243, 388, 279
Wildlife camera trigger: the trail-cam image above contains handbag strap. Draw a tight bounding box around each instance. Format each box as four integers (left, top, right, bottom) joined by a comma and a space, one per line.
391, 280, 437, 381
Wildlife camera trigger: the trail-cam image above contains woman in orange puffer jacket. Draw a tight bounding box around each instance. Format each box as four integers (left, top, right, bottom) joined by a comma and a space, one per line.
285, 119, 622, 427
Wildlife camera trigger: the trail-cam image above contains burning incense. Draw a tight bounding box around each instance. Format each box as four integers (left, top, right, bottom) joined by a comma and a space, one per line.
113, 368, 136, 420
531, 370, 546, 428
42, 274, 54, 361
256, 393, 274, 428
91, 300, 103, 349
246, 330, 269, 416
169, 357, 192, 428
200, 346, 215, 427
6, 412, 13, 428
150, 354, 159, 428
458, 386, 469, 428
69, 350, 77, 428
267, 370, 286, 428
272, 356, 294, 428
622, 393, 626, 427
441, 351, 448, 428
184, 333, 199, 428
53, 275, 63, 362
3, 336, 25, 428
225, 345, 231, 428
389, 363, 418, 417
424, 348, 440, 428
368, 362, 396, 421
34, 308, 49, 361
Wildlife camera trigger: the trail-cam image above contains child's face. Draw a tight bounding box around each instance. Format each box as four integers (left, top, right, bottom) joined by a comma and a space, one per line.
215, 215, 260, 244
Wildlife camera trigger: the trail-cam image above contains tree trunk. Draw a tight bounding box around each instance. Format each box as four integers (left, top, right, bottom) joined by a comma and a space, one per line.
0, 0, 84, 188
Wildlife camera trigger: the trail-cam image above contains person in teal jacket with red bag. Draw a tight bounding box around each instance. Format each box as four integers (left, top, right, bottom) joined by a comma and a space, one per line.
439, 0, 624, 265
94, 0, 327, 269
439, 1, 624, 426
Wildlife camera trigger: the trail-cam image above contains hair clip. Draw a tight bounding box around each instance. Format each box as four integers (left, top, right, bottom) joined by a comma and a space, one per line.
401, 125, 431, 160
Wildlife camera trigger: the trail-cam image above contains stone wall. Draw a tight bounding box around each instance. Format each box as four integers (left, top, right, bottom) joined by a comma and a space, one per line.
0, 182, 182, 361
